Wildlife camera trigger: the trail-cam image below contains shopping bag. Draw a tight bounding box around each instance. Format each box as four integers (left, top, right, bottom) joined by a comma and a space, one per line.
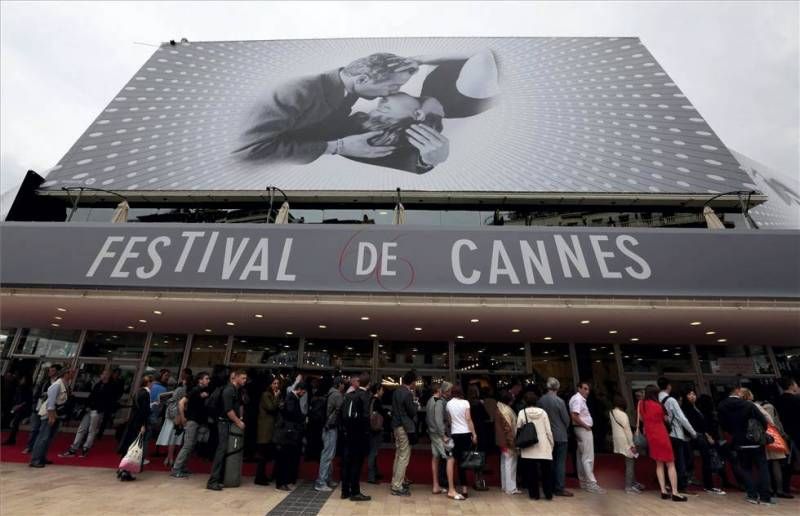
118, 432, 144, 474
765, 423, 788, 455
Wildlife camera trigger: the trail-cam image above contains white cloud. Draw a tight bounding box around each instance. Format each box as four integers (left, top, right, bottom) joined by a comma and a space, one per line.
1, 0, 797, 194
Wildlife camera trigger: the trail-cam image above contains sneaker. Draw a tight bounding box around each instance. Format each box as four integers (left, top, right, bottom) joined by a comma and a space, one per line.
142, 459, 150, 465
704, 488, 726, 495
170, 471, 190, 479
554, 490, 574, 497
350, 493, 371, 502
327, 481, 339, 488
633, 482, 645, 490
745, 496, 759, 505
625, 487, 641, 495
58, 449, 77, 458
206, 483, 223, 491
79, 448, 89, 458
760, 499, 777, 506
21, 447, 31, 454
314, 485, 333, 492
585, 484, 607, 494
391, 488, 411, 497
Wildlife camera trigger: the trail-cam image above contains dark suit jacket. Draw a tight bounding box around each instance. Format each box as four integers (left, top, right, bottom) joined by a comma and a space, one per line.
391, 385, 416, 433
235, 69, 356, 163
775, 392, 800, 441
717, 395, 767, 448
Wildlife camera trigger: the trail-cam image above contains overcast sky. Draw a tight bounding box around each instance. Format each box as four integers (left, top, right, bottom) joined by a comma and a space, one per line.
1, 0, 798, 195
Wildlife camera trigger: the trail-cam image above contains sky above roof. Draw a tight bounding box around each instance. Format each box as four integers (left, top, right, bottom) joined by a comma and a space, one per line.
1, 0, 798, 196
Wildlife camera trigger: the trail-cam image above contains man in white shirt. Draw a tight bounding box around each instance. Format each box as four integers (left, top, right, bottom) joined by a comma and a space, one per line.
569, 381, 606, 494
30, 368, 74, 468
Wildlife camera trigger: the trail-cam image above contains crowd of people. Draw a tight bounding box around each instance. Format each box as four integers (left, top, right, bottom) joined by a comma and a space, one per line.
3, 364, 800, 507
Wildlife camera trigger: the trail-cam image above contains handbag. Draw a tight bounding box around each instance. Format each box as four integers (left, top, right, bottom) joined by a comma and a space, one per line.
196, 424, 210, 444
460, 446, 486, 470
515, 409, 539, 448
765, 423, 788, 454
118, 431, 145, 474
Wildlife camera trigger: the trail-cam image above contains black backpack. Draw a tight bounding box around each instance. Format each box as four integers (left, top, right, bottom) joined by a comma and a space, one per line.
308, 394, 328, 427
745, 417, 766, 446
340, 391, 364, 428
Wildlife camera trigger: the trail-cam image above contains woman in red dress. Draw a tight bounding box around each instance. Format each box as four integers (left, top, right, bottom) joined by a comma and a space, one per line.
637, 385, 687, 502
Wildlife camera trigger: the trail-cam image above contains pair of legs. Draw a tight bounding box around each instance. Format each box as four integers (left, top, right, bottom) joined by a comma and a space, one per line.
451, 433, 473, 496
172, 420, 199, 475
519, 458, 553, 500
341, 435, 368, 498
499, 449, 518, 494
254, 442, 276, 484
551, 441, 568, 493
655, 460, 680, 495
315, 428, 337, 488
275, 442, 302, 488
367, 432, 382, 482
66, 410, 104, 454
390, 427, 411, 491
574, 427, 600, 489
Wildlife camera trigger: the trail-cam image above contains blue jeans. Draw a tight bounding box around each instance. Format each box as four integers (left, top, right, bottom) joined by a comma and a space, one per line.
551, 441, 568, 492
316, 428, 337, 487
31, 418, 60, 465
25, 411, 43, 450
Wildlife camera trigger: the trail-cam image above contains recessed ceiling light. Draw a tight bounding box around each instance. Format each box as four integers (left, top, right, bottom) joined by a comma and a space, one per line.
153, 310, 162, 315
138, 319, 147, 323
50, 323, 60, 327
511, 329, 521, 333
543, 337, 552, 341
456, 335, 464, 339
285, 331, 293, 335
630, 338, 639, 342
56, 307, 67, 312
662, 348, 669, 352
225, 322, 235, 326
717, 338, 727, 343
360, 316, 370, 321
580, 320, 590, 324
54, 316, 63, 320
254, 314, 263, 319
318, 324, 327, 329
591, 347, 597, 351
204, 328, 212, 332
413, 327, 422, 331
609, 330, 618, 334
690, 321, 702, 326
369, 333, 378, 338
470, 318, 479, 323
379, 211, 388, 215
705, 331, 716, 335
127, 325, 135, 329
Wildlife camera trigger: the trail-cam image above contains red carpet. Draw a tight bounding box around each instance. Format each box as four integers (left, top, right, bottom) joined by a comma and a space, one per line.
4, 430, 794, 492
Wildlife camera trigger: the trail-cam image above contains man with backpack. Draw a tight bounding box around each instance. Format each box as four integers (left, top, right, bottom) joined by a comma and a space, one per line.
718, 385, 774, 505
315, 376, 346, 492
657, 377, 697, 494
340, 372, 373, 502
30, 368, 75, 468
59, 368, 116, 458
206, 369, 247, 491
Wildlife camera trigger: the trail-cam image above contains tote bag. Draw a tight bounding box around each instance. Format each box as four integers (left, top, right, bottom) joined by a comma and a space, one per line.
118, 431, 145, 474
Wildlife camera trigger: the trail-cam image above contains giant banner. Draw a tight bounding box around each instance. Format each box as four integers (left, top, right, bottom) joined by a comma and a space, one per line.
1, 223, 798, 298
38, 38, 752, 196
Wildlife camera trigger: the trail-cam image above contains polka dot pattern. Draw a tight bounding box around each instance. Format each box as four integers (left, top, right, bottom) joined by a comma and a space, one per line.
730, 150, 800, 229
40, 37, 752, 195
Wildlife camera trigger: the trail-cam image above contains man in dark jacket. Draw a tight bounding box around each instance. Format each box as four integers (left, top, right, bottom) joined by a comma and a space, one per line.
340, 372, 373, 502
537, 377, 574, 497
274, 381, 307, 491
315, 376, 345, 492
207, 369, 247, 491
717, 385, 773, 505
390, 370, 418, 496
60, 369, 116, 458
774, 377, 800, 495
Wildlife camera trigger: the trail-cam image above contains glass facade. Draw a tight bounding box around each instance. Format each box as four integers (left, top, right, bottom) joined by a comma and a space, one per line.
16, 328, 81, 359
